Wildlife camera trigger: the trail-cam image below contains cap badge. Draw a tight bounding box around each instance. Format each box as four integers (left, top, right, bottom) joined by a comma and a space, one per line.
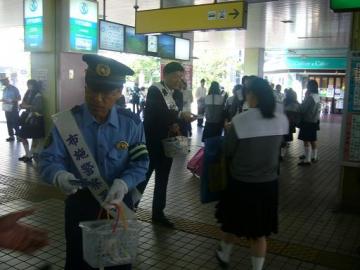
116, 141, 129, 150
96, 64, 111, 77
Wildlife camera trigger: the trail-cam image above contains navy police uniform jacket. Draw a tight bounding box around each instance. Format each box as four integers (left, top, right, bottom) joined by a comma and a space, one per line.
39, 104, 149, 203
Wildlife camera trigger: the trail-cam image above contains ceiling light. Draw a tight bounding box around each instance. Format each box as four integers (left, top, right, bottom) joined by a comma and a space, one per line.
298, 36, 333, 39
281, 20, 294, 23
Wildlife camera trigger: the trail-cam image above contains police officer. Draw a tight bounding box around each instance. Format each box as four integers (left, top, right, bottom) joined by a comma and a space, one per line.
137, 62, 195, 228
0, 75, 21, 142
39, 54, 149, 270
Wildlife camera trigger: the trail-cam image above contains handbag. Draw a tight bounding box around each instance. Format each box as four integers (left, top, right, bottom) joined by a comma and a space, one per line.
79, 204, 141, 268
200, 136, 227, 203
19, 111, 30, 126
26, 112, 44, 128
162, 135, 189, 158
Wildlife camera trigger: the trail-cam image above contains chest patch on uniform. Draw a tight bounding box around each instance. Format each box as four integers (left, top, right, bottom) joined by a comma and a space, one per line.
116, 141, 128, 150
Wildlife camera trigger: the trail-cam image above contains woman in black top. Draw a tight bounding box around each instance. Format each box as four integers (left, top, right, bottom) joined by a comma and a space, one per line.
202, 81, 225, 142
18, 79, 45, 162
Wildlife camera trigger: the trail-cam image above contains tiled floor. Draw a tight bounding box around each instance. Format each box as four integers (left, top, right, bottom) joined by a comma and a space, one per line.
0, 115, 359, 270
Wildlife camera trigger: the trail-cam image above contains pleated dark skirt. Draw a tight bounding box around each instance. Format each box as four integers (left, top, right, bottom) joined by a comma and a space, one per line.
215, 180, 278, 239
202, 122, 223, 142
298, 122, 318, 142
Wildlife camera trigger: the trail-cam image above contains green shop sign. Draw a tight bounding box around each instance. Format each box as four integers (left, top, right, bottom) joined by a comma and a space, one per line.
24, 0, 44, 50
69, 0, 98, 52
287, 57, 347, 70
331, 0, 360, 11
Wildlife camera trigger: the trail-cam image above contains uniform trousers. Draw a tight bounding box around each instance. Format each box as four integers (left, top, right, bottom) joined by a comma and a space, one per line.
65, 189, 132, 270
5, 110, 19, 137
137, 144, 173, 216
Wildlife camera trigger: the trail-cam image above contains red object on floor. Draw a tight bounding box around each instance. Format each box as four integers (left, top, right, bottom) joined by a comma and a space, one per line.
187, 147, 204, 177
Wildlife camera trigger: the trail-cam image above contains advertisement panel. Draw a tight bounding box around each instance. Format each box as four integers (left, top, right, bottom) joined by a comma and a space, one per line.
69, 0, 98, 52
99, 20, 124, 52
24, 0, 44, 50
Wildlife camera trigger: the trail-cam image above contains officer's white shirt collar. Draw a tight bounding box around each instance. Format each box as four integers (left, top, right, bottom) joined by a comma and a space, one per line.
83, 104, 119, 129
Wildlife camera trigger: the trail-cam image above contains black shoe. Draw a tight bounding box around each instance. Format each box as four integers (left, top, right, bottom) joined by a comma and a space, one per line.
299, 155, 305, 160
6, 137, 14, 142
18, 156, 27, 161
312, 158, 319, 163
298, 161, 311, 166
152, 214, 174, 228
216, 251, 229, 269
19, 156, 32, 163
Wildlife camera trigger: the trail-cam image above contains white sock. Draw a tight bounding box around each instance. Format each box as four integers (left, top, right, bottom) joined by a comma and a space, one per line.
305, 146, 311, 163
251, 256, 265, 270
23, 143, 31, 157
217, 240, 233, 263
312, 149, 318, 160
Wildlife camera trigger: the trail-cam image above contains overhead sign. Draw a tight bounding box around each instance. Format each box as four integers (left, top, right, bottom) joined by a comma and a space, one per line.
331, 0, 360, 12
69, 0, 98, 52
287, 57, 347, 70
135, 1, 247, 34
24, 0, 44, 50
99, 20, 124, 52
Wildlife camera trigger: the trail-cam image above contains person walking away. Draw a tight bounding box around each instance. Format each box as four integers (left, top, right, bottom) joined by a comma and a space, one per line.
181, 80, 193, 137
241, 75, 257, 112
137, 62, 196, 228
139, 87, 146, 115
202, 81, 225, 142
39, 54, 149, 270
0, 75, 21, 142
274, 84, 285, 114
220, 86, 229, 102
280, 88, 300, 160
195, 79, 206, 127
298, 80, 321, 166
225, 84, 244, 122
131, 83, 140, 114
215, 77, 288, 270
116, 94, 126, 109
18, 79, 45, 162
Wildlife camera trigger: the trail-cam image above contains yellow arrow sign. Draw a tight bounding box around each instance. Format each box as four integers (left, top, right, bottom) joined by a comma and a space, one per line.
135, 1, 247, 34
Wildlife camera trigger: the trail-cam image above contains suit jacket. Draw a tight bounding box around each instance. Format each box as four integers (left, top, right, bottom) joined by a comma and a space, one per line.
144, 82, 179, 152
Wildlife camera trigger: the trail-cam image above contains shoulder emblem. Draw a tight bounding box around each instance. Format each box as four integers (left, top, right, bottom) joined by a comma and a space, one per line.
117, 108, 141, 125
71, 105, 82, 114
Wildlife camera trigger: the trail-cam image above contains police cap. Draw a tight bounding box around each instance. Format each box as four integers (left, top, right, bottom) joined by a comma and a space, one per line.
82, 54, 134, 91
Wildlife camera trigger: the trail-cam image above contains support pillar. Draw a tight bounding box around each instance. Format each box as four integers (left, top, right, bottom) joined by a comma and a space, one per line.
243, 4, 265, 77
244, 48, 265, 77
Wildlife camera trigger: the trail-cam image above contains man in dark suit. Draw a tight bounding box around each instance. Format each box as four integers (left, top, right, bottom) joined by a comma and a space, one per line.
137, 62, 195, 227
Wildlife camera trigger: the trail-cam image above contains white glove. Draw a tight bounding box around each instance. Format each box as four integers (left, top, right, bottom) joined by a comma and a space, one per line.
53, 171, 80, 195
104, 179, 128, 209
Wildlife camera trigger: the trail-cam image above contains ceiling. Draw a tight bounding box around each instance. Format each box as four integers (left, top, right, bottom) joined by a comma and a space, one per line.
0, 0, 352, 55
